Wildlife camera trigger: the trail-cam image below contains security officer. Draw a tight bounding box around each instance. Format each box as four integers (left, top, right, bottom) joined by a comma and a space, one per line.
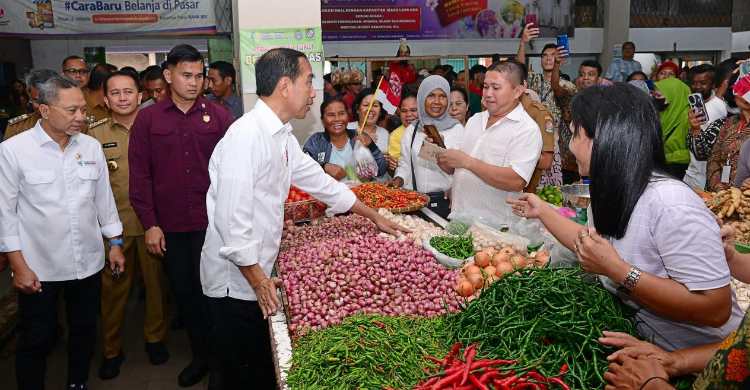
5, 70, 93, 141
521, 89, 556, 192
88, 71, 168, 379
85, 66, 114, 123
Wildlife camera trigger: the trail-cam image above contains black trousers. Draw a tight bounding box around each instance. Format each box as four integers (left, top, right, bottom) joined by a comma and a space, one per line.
162, 231, 210, 361
207, 297, 275, 390
425, 191, 451, 220
16, 271, 100, 390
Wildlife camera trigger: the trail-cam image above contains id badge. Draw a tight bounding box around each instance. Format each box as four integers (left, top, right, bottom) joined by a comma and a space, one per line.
721, 165, 731, 183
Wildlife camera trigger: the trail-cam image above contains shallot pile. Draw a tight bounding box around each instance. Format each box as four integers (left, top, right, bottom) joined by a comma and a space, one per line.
280, 215, 379, 247
278, 236, 460, 336
377, 208, 448, 246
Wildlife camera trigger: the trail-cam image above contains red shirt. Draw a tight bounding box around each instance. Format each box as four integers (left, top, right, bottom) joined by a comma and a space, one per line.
129, 95, 233, 232
343, 91, 357, 122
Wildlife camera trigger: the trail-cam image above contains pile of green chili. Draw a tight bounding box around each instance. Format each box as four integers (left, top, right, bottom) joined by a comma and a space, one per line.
430, 235, 477, 260
286, 314, 453, 389
448, 267, 639, 390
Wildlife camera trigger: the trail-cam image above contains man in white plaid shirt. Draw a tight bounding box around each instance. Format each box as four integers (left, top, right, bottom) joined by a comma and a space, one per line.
605, 42, 643, 82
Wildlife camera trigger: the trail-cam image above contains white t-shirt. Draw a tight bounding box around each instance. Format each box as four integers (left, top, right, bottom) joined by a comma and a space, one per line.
684, 92, 729, 189
394, 122, 464, 193
450, 103, 542, 224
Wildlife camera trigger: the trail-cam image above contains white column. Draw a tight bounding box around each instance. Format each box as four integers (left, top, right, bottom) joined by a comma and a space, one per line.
600, 0, 631, 72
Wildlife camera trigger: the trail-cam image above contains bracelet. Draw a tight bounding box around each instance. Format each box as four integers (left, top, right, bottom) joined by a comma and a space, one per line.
616, 266, 642, 296
108, 238, 123, 247
640, 376, 669, 390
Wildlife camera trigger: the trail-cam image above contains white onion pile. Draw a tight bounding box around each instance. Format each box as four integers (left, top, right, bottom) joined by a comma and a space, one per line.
465, 225, 528, 253
281, 214, 378, 247
732, 278, 750, 311
377, 208, 448, 247
278, 236, 460, 336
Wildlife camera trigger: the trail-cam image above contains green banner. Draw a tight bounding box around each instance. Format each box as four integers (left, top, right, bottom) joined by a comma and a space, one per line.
239, 27, 324, 94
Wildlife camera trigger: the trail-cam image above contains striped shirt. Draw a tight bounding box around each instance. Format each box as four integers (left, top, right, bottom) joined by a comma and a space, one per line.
604, 59, 643, 82
595, 177, 743, 351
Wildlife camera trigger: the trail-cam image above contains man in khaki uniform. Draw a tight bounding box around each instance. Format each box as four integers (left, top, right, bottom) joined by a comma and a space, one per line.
521, 90, 555, 192
88, 71, 168, 380
85, 67, 113, 123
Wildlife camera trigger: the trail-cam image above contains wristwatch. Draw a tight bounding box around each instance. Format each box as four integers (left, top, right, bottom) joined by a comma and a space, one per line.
108, 238, 124, 247
617, 266, 642, 295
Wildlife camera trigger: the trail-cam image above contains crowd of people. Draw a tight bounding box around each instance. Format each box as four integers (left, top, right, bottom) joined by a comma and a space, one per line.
2, 22, 750, 390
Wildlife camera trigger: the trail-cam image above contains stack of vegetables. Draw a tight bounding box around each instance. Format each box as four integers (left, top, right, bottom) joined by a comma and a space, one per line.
377, 208, 449, 247
702, 188, 750, 243
280, 215, 379, 247
284, 186, 326, 222
537, 185, 563, 207
448, 267, 638, 389
430, 235, 477, 260
278, 236, 461, 335
455, 248, 549, 300
352, 182, 428, 210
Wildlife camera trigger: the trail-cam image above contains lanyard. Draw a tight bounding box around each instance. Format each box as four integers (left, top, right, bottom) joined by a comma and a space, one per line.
725, 118, 748, 165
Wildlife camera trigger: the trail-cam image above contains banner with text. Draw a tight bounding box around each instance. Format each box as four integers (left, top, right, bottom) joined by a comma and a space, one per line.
239, 28, 325, 94
0, 0, 215, 36
321, 0, 574, 41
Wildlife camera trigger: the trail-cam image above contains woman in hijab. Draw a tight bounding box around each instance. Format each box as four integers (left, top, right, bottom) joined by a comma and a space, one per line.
654, 77, 692, 180
387, 75, 464, 218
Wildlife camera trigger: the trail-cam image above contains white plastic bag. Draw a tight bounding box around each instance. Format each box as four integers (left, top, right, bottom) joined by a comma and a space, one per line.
508, 218, 547, 247
423, 236, 473, 268
466, 222, 530, 253
542, 229, 580, 268
353, 140, 378, 180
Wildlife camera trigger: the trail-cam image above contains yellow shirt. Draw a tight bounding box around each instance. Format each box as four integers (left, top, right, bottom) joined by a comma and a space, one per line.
3, 112, 91, 141
388, 125, 407, 160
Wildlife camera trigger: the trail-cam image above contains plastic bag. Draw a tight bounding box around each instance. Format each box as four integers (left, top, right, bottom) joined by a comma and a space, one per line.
542, 229, 580, 268
353, 140, 378, 180
331, 68, 344, 85
423, 236, 473, 268
466, 222, 530, 253
508, 217, 546, 247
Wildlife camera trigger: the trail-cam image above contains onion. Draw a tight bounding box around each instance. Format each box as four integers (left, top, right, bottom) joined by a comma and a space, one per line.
491, 253, 510, 267
474, 252, 491, 267
499, 247, 515, 256
483, 265, 497, 276
484, 274, 500, 288
510, 254, 526, 269
496, 262, 514, 275
466, 265, 481, 275
481, 247, 497, 257
467, 273, 484, 289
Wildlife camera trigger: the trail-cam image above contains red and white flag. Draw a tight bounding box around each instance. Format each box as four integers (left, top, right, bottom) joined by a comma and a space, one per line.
375, 77, 401, 115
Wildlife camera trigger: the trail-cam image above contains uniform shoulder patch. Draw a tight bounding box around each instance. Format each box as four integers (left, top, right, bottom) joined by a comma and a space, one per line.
89, 118, 109, 129
545, 121, 554, 133
8, 114, 29, 125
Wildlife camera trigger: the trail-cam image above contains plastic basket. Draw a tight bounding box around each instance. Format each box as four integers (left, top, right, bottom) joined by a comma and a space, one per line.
284, 199, 326, 223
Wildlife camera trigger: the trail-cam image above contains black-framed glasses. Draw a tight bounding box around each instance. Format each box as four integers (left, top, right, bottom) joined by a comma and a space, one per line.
63, 68, 89, 76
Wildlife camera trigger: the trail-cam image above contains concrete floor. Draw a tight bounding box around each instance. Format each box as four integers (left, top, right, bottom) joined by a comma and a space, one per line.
0, 289, 209, 390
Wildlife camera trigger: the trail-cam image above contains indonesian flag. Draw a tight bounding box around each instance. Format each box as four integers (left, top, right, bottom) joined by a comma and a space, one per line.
376, 77, 400, 115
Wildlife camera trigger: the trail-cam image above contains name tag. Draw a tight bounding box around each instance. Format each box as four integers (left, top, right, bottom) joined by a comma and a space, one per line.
722, 165, 731, 183
103, 142, 118, 148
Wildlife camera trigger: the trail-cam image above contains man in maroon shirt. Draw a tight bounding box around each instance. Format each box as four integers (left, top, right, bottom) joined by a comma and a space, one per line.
129, 44, 233, 389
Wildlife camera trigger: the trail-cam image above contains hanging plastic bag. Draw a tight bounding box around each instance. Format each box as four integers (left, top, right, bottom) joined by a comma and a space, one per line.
344, 150, 361, 183
331, 68, 344, 86
353, 140, 378, 180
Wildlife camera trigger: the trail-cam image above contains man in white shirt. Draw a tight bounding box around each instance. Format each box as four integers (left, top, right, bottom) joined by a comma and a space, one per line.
437, 60, 542, 224
685, 64, 728, 189
200, 48, 407, 390
0, 75, 125, 390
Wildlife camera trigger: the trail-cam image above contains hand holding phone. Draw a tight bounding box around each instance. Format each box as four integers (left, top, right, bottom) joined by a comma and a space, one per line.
556, 35, 570, 58
423, 125, 446, 149
525, 14, 537, 28
688, 93, 708, 122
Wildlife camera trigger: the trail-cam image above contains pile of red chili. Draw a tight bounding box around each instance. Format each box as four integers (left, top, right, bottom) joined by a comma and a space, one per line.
413, 343, 571, 390
351, 182, 428, 209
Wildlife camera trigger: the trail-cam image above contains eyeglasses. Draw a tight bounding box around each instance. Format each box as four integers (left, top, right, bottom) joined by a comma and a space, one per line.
63, 68, 90, 76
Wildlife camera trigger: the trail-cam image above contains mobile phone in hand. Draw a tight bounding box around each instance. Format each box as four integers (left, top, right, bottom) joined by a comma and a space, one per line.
688, 93, 708, 123
423, 125, 446, 149
556, 35, 570, 58
525, 14, 537, 27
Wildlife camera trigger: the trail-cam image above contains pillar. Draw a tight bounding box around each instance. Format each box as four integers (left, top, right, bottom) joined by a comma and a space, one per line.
600, 0, 631, 72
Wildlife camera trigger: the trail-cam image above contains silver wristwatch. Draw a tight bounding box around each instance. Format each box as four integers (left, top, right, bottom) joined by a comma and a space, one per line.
617, 266, 642, 295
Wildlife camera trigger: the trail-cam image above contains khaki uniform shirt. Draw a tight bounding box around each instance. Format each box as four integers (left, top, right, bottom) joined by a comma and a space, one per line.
3, 112, 92, 141
88, 116, 144, 236
85, 90, 110, 123
521, 93, 555, 193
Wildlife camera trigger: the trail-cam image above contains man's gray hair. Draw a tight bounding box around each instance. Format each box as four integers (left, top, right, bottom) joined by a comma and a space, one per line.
25, 69, 60, 91
38, 75, 80, 106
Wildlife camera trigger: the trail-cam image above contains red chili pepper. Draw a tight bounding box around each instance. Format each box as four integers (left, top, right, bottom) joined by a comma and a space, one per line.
540, 337, 552, 346
525, 370, 546, 383
478, 369, 501, 383
547, 377, 572, 390
444, 342, 462, 368
460, 348, 477, 385
429, 371, 463, 390
556, 364, 568, 376
463, 343, 481, 358
468, 373, 489, 390
373, 321, 386, 327
423, 356, 444, 364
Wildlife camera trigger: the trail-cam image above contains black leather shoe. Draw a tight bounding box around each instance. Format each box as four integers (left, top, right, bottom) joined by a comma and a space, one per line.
98, 352, 125, 380
171, 317, 185, 330
207, 368, 222, 390
145, 341, 170, 365
178, 359, 208, 387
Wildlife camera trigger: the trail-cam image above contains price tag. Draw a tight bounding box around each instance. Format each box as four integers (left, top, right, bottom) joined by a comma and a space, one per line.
722, 165, 731, 183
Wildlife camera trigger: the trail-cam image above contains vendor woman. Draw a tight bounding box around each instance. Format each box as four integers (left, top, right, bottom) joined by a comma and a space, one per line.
508, 83, 743, 352
387, 76, 464, 218
303, 97, 387, 181
349, 88, 391, 182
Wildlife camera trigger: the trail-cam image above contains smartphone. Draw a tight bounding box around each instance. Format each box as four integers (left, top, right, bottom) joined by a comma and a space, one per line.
525, 14, 537, 27
741, 61, 750, 77
556, 35, 570, 58
646, 79, 655, 91
423, 125, 446, 149
688, 93, 708, 124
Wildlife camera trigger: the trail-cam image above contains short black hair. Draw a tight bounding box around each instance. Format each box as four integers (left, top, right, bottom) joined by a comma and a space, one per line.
352, 88, 387, 123
255, 48, 308, 97
92, 63, 117, 74
450, 86, 469, 104
209, 61, 236, 84
104, 71, 141, 94
491, 54, 501, 64
87, 68, 111, 91
433, 65, 445, 72
320, 96, 347, 117
487, 60, 526, 86
469, 64, 487, 79
502, 59, 528, 84
723, 72, 741, 109
623, 41, 636, 50
62, 55, 86, 70
580, 60, 603, 77
689, 64, 717, 84
165, 44, 204, 69
625, 71, 648, 82
399, 90, 418, 107
561, 74, 571, 81
145, 67, 167, 83
717, 57, 742, 86
542, 43, 558, 53
140, 65, 162, 81
120, 66, 137, 75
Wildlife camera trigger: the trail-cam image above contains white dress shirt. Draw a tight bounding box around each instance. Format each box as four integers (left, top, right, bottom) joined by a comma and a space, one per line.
201, 99, 357, 301
450, 103, 542, 224
0, 121, 122, 281
394, 122, 463, 193
684, 92, 728, 189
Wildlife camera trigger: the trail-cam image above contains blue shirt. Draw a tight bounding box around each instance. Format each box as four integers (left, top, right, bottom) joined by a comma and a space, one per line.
206, 92, 243, 120
329, 142, 353, 182
605, 59, 643, 82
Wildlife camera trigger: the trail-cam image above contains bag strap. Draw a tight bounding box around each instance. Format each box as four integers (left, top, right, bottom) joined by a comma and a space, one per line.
410, 121, 421, 192
663, 125, 679, 143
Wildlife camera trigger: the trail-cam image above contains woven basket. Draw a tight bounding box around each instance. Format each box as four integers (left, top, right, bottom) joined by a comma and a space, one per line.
382, 191, 430, 213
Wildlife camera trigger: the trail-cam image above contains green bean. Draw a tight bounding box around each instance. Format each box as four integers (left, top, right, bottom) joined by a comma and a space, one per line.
430, 234, 477, 259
